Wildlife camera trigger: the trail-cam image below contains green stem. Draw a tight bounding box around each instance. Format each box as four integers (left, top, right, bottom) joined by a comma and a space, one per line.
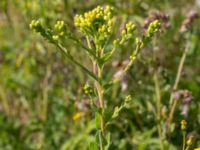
97, 67, 105, 150
185, 145, 191, 150
168, 45, 189, 128
87, 36, 105, 150
99, 132, 104, 150
182, 131, 186, 150
54, 42, 99, 82
97, 66, 105, 134
111, 42, 141, 85
69, 36, 97, 58
154, 71, 164, 150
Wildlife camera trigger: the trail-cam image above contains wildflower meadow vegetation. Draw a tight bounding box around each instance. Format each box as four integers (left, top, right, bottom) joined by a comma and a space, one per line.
0, 0, 200, 150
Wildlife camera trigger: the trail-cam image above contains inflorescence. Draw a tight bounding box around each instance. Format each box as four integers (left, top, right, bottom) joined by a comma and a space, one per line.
74, 6, 114, 44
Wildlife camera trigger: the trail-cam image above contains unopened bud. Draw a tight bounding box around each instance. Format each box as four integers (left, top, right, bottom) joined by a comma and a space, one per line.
181, 120, 187, 131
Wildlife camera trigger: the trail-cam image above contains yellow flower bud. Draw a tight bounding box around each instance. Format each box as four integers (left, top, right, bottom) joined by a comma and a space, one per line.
181, 120, 187, 130
122, 29, 126, 35
113, 39, 119, 46
186, 135, 194, 146
52, 35, 59, 41
59, 32, 64, 36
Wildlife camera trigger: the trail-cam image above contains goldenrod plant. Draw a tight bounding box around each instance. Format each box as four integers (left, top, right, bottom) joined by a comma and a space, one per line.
0, 1, 200, 149
30, 5, 160, 150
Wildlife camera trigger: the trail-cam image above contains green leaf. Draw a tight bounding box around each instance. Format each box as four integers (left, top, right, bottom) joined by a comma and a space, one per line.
111, 95, 132, 119
89, 142, 99, 150
101, 52, 113, 63
95, 112, 101, 129
112, 106, 121, 119
54, 43, 99, 82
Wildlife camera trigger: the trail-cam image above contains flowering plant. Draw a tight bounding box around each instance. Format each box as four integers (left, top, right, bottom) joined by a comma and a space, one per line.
30, 5, 160, 150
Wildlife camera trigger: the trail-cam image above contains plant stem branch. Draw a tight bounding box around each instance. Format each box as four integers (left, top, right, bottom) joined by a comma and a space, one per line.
182, 131, 186, 150
70, 36, 97, 58
154, 71, 164, 150
168, 45, 188, 127
111, 44, 141, 84
87, 36, 105, 150
54, 42, 99, 82
185, 145, 191, 150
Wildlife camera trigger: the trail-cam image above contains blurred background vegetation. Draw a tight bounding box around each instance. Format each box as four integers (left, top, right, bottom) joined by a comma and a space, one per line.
0, 0, 200, 149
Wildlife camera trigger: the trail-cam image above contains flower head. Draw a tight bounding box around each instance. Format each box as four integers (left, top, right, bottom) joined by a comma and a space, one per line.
54, 20, 65, 31
146, 20, 161, 37
142, 20, 161, 44
30, 20, 43, 33
120, 22, 136, 44
74, 5, 114, 39
30, 20, 53, 42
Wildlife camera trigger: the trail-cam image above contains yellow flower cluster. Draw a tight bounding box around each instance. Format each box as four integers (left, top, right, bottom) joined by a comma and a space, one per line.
52, 20, 66, 41
54, 21, 65, 32
119, 22, 136, 44
147, 20, 161, 37
121, 22, 136, 37
74, 5, 114, 37
83, 84, 93, 95
30, 20, 51, 41
29, 20, 41, 32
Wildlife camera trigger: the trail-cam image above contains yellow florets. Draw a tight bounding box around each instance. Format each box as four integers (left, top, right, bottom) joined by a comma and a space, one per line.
29, 20, 42, 33
83, 84, 93, 95
74, 5, 114, 37
54, 20, 65, 31
30, 20, 51, 41
120, 22, 136, 44
113, 39, 120, 46
121, 22, 136, 36
126, 22, 136, 33
52, 20, 70, 41
30, 20, 40, 29
147, 20, 161, 37
52, 35, 59, 41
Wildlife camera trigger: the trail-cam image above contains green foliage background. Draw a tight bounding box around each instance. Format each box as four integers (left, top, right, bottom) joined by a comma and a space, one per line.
0, 0, 200, 149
